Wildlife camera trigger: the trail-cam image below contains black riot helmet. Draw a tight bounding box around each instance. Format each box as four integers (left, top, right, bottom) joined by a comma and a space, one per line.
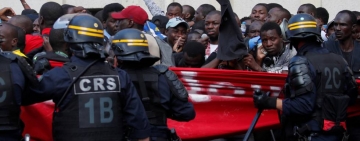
64, 14, 105, 58
111, 29, 159, 67
286, 13, 321, 41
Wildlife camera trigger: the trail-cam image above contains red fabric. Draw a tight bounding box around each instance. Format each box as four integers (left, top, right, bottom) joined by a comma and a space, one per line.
24, 35, 43, 54
41, 28, 51, 36
20, 68, 360, 140
49, 60, 65, 68
323, 120, 347, 131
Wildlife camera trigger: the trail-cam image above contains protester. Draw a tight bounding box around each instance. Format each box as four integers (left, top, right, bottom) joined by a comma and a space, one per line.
174, 40, 205, 68
194, 4, 216, 23
315, 7, 329, 29
182, 5, 195, 23
32, 18, 40, 34
241, 22, 296, 73
250, 3, 268, 21
0, 23, 18, 51
297, 3, 316, 17
102, 3, 124, 39
248, 20, 264, 38
165, 17, 189, 53
204, 11, 221, 59
151, 15, 169, 34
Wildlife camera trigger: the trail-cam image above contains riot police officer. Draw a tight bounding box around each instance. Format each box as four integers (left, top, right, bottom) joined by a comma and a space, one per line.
111, 28, 195, 141
253, 14, 358, 141
25, 14, 151, 141
0, 50, 37, 140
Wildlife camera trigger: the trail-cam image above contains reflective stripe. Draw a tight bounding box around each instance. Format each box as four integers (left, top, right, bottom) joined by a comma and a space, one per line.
78, 31, 104, 38
289, 25, 317, 30
127, 43, 148, 46
68, 25, 103, 34
288, 21, 317, 28
112, 39, 148, 43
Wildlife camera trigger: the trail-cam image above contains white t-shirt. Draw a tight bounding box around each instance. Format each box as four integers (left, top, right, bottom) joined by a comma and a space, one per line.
205, 44, 218, 59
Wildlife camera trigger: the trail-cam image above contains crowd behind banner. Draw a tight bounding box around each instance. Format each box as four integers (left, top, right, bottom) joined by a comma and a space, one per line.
0, 0, 360, 140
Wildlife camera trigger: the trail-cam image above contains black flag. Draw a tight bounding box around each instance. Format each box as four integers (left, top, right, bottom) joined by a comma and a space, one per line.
216, 0, 247, 61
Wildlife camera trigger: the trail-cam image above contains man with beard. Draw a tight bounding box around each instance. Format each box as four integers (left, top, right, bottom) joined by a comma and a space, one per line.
323, 10, 360, 141
204, 10, 221, 60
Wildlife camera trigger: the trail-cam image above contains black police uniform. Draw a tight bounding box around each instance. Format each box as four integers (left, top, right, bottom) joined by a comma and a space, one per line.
111, 29, 195, 141
282, 43, 357, 141
123, 66, 195, 140
25, 14, 151, 141
282, 14, 358, 141
253, 14, 358, 141
0, 52, 37, 141
32, 51, 70, 74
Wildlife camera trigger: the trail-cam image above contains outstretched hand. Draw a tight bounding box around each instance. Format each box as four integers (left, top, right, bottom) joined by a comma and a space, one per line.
0, 7, 16, 21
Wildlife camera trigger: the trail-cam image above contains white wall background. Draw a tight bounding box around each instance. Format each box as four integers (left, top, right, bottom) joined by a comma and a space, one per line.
4, 0, 360, 21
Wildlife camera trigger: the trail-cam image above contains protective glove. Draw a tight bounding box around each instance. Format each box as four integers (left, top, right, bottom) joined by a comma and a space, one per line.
253, 90, 277, 109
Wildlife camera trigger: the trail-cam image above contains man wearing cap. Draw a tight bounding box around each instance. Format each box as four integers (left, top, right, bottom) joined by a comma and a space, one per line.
111, 5, 174, 66
165, 17, 189, 53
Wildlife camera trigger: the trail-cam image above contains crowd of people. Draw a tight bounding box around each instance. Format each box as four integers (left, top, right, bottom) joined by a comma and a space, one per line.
0, 0, 360, 140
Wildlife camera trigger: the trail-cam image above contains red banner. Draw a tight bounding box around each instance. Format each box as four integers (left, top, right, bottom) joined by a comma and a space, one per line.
20, 68, 360, 140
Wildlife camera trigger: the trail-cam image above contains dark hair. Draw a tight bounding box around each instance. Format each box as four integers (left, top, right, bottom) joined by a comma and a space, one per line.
187, 31, 201, 40
95, 10, 104, 22
40, 2, 64, 26
21, 9, 38, 15
1, 23, 18, 39
352, 11, 360, 17
300, 3, 316, 15
338, 10, 357, 25
102, 3, 124, 22
199, 4, 216, 17
49, 29, 66, 51
255, 3, 269, 12
281, 8, 292, 20
267, 3, 283, 10
206, 10, 221, 17
191, 20, 205, 33
315, 7, 329, 24
183, 5, 195, 20
240, 16, 251, 23
183, 41, 205, 57
167, 2, 183, 13
61, 4, 75, 14
15, 26, 25, 51
260, 22, 282, 37
8, 15, 33, 34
